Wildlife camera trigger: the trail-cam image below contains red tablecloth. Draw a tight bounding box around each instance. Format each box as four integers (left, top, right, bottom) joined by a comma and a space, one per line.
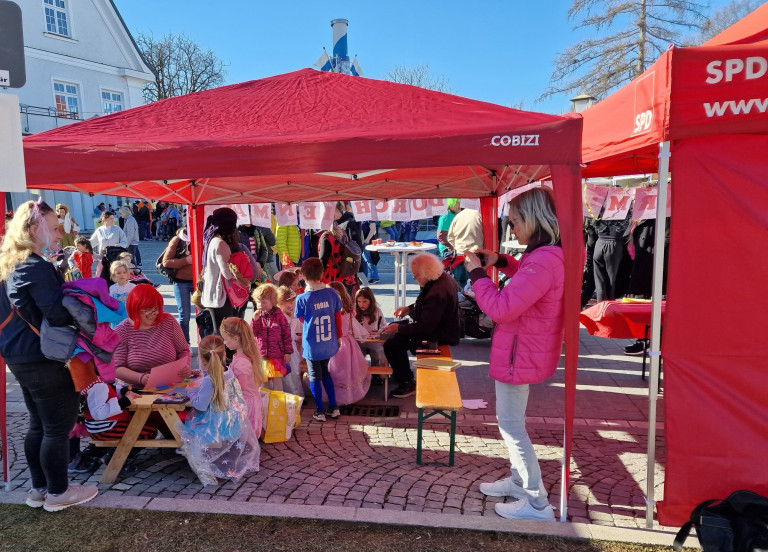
579, 300, 666, 340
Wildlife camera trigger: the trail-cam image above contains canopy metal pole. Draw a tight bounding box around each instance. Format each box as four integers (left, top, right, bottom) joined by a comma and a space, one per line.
646, 141, 670, 528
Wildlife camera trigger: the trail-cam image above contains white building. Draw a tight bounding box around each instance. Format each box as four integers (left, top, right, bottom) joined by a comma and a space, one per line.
1, 0, 155, 230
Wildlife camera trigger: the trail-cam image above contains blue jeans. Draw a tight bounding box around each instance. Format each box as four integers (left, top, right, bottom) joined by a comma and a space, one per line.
139, 221, 151, 240
8, 360, 80, 494
384, 226, 399, 241
362, 249, 379, 279
495, 381, 549, 509
173, 280, 194, 343
128, 243, 141, 266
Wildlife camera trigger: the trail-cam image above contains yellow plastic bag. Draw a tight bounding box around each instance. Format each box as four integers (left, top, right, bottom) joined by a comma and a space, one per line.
260, 388, 303, 443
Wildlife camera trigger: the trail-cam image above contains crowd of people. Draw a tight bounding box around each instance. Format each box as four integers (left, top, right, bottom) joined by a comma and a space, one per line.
0, 189, 568, 522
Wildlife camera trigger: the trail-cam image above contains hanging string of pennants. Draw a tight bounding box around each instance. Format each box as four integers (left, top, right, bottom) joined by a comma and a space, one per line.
582, 182, 672, 220
203, 198, 482, 230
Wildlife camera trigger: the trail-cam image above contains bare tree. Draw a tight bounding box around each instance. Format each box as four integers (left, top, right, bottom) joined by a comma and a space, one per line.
137, 32, 228, 102
384, 64, 453, 93
686, 0, 761, 44
539, 0, 708, 102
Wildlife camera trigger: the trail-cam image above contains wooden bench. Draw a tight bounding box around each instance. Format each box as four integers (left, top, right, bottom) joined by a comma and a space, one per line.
414, 345, 462, 466
93, 395, 186, 483
368, 365, 393, 400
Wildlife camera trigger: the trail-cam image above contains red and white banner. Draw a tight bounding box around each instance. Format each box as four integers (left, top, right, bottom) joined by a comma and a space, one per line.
298, 202, 335, 230
602, 188, 634, 220
350, 198, 447, 221
583, 183, 610, 218
203, 204, 250, 226
460, 198, 481, 210
274, 202, 298, 226
633, 185, 672, 219
249, 203, 272, 227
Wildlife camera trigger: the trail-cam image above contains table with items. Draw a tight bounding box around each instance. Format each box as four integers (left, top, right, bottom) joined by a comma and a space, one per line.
365, 242, 437, 309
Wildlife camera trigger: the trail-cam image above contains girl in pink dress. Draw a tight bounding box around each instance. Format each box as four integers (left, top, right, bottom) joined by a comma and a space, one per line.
327, 282, 371, 405
220, 317, 265, 437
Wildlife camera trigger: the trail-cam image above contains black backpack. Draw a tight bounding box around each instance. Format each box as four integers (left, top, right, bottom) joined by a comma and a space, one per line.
323, 231, 361, 277
674, 490, 768, 552
156, 239, 187, 282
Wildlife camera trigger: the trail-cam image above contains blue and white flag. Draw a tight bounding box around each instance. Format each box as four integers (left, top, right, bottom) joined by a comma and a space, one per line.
350, 55, 364, 77
314, 51, 332, 72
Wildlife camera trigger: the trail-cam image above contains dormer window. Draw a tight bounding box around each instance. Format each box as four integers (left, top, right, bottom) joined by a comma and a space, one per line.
44, 0, 70, 37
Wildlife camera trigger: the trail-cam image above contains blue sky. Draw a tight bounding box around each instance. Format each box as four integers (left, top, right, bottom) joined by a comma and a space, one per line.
114, 0, 735, 115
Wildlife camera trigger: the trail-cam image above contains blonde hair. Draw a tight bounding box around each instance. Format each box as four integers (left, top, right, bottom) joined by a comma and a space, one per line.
508, 188, 560, 245
198, 335, 227, 411
110, 260, 130, 279
251, 283, 278, 307
328, 281, 354, 313
0, 200, 55, 282
410, 253, 444, 282
220, 317, 265, 388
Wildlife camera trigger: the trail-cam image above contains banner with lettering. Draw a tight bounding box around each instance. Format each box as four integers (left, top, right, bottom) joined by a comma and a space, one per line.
249, 203, 272, 227
583, 182, 610, 218
349, 200, 377, 221
274, 202, 298, 226
387, 199, 412, 222
203, 204, 250, 226
298, 202, 335, 230
602, 188, 634, 220
461, 198, 481, 210
633, 185, 672, 219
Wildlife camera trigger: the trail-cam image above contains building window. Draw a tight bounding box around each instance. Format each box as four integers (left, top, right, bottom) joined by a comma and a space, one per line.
44, 0, 70, 37
53, 81, 80, 118
101, 90, 123, 115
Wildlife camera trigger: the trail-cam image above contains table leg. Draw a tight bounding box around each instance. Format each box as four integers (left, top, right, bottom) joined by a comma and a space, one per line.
400, 252, 410, 309
449, 411, 457, 467
416, 407, 424, 464
100, 407, 151, 484
156, 407, 183, 442
393, 252, 401, 310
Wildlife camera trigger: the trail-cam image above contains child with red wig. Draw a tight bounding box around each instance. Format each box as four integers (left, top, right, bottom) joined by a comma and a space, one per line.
113, 284, 191, 388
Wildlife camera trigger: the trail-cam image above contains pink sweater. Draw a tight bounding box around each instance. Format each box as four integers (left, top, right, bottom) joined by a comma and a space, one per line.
472, 247, 564, 385
250, 307, 292, 360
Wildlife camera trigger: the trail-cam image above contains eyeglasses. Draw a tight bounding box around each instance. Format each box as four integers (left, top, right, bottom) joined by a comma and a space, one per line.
140, 307, 160, 315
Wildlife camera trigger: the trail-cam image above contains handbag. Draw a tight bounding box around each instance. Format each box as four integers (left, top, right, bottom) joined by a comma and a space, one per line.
223, 277, 249, 308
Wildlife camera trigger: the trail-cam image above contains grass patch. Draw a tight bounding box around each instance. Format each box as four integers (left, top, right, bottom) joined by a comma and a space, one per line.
0, 504, 681, 552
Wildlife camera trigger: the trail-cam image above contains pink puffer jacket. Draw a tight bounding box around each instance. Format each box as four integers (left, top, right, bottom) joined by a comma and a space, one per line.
472, 246, 564, 385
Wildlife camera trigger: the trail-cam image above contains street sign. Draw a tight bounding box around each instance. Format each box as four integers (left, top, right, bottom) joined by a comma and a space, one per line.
0, 1, 26, 88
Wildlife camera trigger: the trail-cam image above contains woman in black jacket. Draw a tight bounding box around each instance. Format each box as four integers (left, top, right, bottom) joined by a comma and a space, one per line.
0, 200, 98, 511
382, 253, 460, 398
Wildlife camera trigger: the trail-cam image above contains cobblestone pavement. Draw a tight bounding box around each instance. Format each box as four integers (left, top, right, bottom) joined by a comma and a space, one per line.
2, 237, 668, 530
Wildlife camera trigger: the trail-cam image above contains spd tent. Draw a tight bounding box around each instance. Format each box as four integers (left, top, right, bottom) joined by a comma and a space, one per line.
580, 3, 768, 527
7, 69, 585, 519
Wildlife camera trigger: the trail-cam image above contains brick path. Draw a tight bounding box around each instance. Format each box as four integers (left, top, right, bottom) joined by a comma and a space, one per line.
2, 238, 669, 529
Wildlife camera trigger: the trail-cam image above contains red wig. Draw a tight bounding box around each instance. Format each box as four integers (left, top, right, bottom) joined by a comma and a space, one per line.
126, 284, 172, 329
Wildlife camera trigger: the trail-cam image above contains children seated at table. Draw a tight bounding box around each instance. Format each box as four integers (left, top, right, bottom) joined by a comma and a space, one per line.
250, 283, 293, 391
74, 378, 158, 475
276, 285, 305, 397
177, 335, 260, 486
219, 317, 265, 437
355, 287, 386, 366
327, 282, 371, 405
294, 258, 342, 422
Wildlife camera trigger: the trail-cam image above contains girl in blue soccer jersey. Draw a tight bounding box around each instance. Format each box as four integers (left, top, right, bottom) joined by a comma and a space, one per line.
294, 258, 342, 422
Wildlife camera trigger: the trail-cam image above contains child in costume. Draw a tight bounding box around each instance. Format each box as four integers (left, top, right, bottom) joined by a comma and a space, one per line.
220, 317, 265, 437
327, 282, 371, 405
250, 283, 292, 391
276, 285, 304, 398
177, 335, 260, 486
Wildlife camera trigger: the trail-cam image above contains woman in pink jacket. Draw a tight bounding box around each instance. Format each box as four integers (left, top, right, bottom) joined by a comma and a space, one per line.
464, 188, 564, 522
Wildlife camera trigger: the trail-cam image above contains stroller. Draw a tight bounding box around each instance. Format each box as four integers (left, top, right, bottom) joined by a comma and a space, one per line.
458, 285, 493, 339
98, 246, 153, 287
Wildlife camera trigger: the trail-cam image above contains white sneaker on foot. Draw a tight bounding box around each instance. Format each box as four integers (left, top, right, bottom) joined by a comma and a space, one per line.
479, 476, 526, 498
26, 488, 46, 508
43, 483, 98, 512
495, 497, 555, 521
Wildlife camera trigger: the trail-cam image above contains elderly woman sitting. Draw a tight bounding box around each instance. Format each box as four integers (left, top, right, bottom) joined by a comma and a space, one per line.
382, 253, 460, 398
114, 284, 191, 388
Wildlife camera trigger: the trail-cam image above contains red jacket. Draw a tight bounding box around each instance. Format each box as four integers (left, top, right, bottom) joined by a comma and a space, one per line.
250, 307, 292, 359
74, 251, 93, 278
472, 246, 564, 385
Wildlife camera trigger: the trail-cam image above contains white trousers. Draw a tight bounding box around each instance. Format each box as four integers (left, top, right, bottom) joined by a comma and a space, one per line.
495, 380, 549, 509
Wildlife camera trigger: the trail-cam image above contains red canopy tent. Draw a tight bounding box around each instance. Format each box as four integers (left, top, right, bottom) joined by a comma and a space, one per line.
580, 3, 768, 527
6, 69, 585, 518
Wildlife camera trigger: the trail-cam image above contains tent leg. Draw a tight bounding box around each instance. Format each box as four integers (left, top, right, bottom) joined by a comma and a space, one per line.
646, 141, 670, 528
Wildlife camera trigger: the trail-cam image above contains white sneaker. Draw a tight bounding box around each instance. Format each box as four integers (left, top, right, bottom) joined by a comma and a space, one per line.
479, 476, 526, 498
43, 483, 98, 512
495, 497, 555, 521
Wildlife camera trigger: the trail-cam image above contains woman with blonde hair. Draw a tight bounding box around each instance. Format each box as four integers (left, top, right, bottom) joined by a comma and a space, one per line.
382, 253, 460, 399
0, 199, 98, 511
464, 187, 562, 522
